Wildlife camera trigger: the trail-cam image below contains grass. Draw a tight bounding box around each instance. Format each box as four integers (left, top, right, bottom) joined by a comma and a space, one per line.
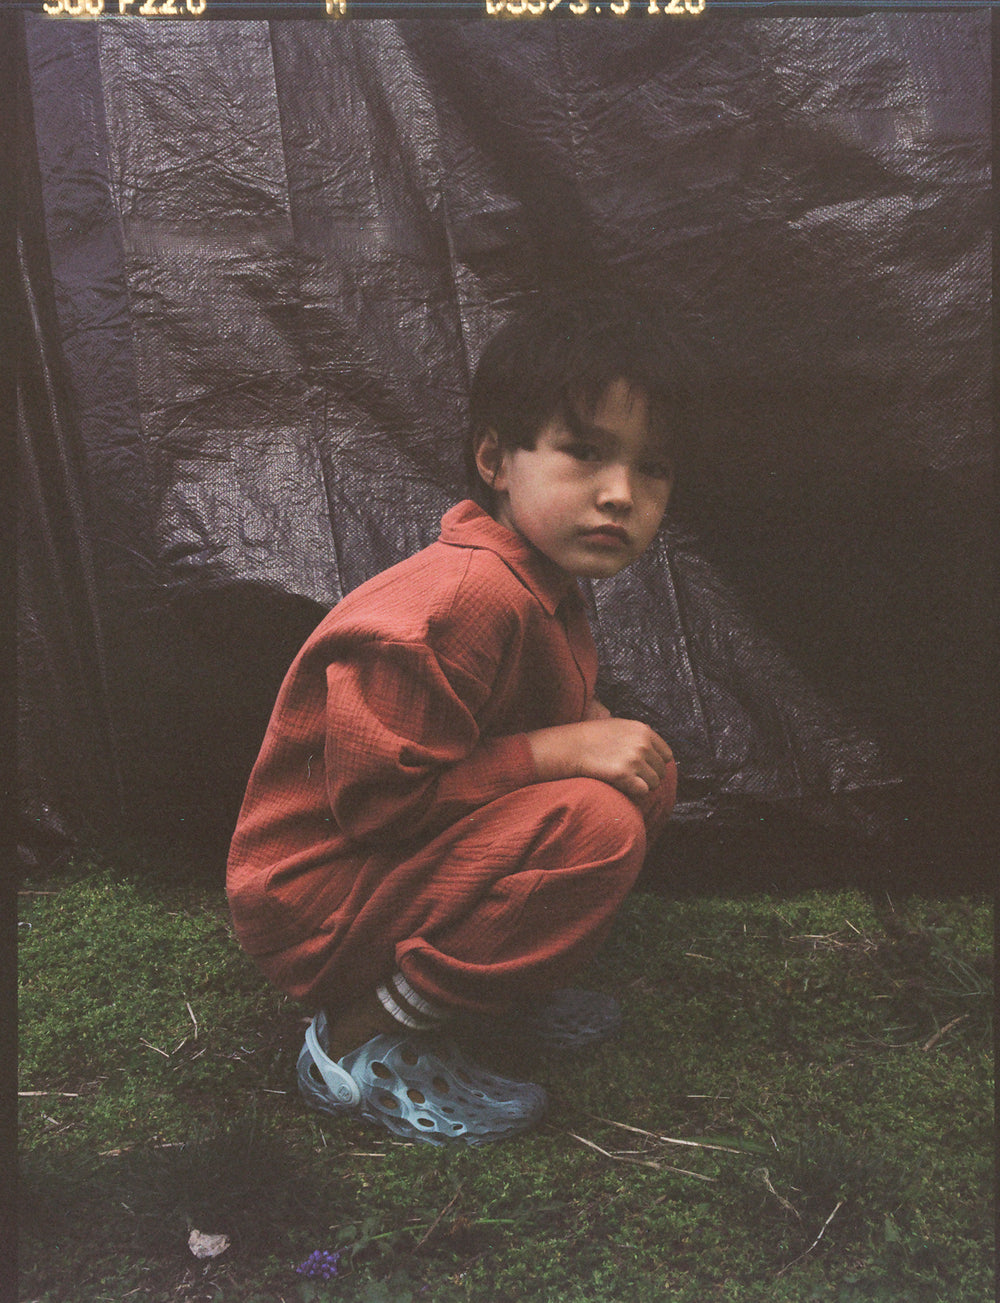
18, 848, 993, 1302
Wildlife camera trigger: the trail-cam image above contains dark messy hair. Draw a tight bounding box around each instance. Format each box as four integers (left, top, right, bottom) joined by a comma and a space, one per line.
466, 292, 695, 510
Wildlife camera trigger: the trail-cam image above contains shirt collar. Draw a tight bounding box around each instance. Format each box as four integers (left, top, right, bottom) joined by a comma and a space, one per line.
439, 500, 581, 617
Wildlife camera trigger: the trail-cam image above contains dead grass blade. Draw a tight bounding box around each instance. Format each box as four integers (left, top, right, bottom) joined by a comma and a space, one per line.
561, 1128, 716, 1182
582, 1110, 751, 1155
776, 1199, 845, 1276
922, 1014, 970, 1052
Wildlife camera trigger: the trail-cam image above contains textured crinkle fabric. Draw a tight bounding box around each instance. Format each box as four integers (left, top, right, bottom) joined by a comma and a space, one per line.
17, 15, 990, 850
226, 501, 599, 954
225, 501, 675, 1011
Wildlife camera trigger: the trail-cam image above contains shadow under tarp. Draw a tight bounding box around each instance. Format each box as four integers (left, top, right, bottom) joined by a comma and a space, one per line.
16, 15, 993, 890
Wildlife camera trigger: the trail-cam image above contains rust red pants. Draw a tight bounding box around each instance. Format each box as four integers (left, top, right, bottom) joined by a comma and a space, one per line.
258, 771, 675, 1018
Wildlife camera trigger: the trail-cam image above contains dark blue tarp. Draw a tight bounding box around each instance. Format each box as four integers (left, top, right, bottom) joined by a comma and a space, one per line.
16, 14, 992, 883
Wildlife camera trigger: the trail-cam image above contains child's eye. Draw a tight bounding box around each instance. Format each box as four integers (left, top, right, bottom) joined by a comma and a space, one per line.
565, 442, 603, 463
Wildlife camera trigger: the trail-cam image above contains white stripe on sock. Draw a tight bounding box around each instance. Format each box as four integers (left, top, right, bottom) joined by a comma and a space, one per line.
392, 972, 446, 1022
375, 982, 438, 1031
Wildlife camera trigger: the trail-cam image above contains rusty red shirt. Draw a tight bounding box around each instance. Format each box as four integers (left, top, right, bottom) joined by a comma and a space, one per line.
227, 500, 600, 957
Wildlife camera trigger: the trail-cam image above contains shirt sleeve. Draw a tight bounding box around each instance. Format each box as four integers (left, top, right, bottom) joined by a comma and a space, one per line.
324, 636, 538, 844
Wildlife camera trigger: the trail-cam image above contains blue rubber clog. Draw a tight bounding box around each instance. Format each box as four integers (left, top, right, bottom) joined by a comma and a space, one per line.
297, 1011, 548, 1146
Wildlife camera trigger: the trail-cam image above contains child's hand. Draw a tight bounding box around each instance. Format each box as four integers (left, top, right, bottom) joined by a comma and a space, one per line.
527, 718, 674, 801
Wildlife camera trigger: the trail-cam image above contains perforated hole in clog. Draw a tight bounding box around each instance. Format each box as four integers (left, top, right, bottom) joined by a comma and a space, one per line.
299, 1025, 547, 1146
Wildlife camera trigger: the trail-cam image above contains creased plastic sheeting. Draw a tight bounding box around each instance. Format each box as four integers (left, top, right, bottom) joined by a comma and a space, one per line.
587, 529, 890, 831
96, 23, 341, 604
18, 15, 990, 851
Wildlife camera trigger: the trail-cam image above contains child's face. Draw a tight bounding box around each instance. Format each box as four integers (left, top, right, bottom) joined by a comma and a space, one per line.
477, 378, 673, 581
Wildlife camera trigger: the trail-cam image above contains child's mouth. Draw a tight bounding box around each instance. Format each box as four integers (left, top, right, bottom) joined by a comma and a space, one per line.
580, 526, 629, 547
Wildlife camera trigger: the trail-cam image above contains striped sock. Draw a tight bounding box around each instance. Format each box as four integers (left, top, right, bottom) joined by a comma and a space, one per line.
375, 972, 449, 1032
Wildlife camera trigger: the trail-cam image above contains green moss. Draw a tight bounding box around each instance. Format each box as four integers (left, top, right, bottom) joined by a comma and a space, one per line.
18, 860, 993, 1302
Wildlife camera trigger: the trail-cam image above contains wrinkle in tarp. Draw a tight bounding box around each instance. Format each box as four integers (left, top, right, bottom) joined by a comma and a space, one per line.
17, 15, 990, 856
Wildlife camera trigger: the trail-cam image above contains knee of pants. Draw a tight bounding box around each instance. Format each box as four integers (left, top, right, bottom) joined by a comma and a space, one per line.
544, 777, 649, 864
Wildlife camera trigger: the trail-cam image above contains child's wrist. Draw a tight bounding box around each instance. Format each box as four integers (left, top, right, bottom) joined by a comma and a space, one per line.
525, 725, 583, 784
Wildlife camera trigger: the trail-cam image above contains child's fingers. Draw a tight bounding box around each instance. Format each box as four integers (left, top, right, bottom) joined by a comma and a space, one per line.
641, 742, 672, 782
628, 760, 671, 799
631, 756, 665, 793
616, 772, 651, 800
622, 720, 673, 766
640, 748, 677, 789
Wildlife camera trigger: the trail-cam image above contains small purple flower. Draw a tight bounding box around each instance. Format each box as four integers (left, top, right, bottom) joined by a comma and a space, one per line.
295, 1248, 341, 1281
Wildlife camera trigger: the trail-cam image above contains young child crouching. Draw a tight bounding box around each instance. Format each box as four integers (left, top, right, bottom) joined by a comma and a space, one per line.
227, 295, 687, 1144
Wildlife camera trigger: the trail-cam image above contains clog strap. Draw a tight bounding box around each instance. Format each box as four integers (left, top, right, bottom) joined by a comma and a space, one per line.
304, 1013, 362, 1108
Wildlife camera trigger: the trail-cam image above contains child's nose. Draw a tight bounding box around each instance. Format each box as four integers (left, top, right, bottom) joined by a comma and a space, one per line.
597, 465, 634, 510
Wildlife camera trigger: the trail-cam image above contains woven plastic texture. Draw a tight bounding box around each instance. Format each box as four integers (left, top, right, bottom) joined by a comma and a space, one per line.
16, 16, 991, 867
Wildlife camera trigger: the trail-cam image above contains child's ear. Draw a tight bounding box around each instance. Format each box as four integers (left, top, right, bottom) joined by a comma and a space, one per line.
473, 429, 509, 493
